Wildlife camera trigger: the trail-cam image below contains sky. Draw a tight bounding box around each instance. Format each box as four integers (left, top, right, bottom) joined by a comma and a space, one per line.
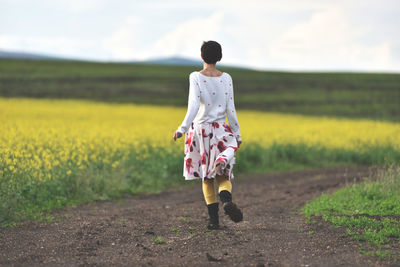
1, 0, 399, 72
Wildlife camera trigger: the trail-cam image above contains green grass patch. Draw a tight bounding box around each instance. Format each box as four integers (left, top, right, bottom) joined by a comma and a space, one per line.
237, 142, 400, 173
303, 165, 400, 259
170, 226, 180, 234
178, 216, 192, 222
151, 236, 166, 244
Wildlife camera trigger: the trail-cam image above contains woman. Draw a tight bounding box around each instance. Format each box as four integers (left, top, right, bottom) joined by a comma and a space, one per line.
173, 40, 243, 230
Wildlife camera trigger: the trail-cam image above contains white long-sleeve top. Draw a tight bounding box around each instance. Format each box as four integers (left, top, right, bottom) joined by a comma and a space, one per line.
177, 71, 241, 141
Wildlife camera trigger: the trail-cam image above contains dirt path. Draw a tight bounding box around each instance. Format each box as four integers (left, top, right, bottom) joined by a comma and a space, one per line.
0, 166, 395, 266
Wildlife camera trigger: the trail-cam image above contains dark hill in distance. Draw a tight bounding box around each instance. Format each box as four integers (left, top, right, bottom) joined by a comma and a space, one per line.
132, 56, 243, 69
133, 56, 202, 66
0, 50, 241, 68
0, 50, 202, 66
0, 50, 64, 60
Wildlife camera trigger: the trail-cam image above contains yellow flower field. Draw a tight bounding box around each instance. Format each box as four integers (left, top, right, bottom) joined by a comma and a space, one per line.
1, 97, 399, 182
1, 97, 400, 226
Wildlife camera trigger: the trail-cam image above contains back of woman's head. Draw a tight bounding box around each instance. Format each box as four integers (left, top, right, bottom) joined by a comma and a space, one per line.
201, 41, 222, 64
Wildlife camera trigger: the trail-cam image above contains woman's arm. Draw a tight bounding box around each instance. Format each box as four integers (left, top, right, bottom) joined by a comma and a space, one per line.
176, 72, 201, 135
226, 74, 241, 142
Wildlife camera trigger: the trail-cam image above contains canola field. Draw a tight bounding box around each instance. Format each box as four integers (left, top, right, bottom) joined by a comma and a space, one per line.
1, 97, 400, 226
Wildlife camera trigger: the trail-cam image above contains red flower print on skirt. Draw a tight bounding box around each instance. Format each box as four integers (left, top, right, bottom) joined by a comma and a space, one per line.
222, 123, 233, 134
183, 120, 238, 180
201, 128, 209, 137
185, 131, 194, 153
200, 151, 207, 165
185, 158, 194, 174
217, 141, 227, 152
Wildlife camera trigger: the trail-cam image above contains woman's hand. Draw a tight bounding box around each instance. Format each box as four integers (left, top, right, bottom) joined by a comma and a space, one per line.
173, 131, 183, 141
236, 136, 242, 148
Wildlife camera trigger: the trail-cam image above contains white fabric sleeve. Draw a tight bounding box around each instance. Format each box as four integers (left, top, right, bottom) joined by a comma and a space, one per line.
177, 72, 200, 134
226, 74, 241, 141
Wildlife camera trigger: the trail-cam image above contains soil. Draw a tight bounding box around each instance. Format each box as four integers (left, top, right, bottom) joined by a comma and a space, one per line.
1, 165, 398, 266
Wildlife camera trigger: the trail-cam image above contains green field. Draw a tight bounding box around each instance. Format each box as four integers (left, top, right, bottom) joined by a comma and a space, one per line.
1, 58, 399, 259
1, 59, 399, 121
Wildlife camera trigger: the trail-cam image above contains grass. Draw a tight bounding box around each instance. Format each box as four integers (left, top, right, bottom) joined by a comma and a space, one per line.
178, 216, 192, 222
236, 142, 400, 175
170, 226, 180, 234
151, 236, 166, 244
303, 165, 400, 260
188, 232, 196, 238
1, 58, 399, 121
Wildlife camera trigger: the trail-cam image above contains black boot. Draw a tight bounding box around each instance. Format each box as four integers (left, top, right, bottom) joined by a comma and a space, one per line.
207, 203, 219, 230
219, 190, 243, 223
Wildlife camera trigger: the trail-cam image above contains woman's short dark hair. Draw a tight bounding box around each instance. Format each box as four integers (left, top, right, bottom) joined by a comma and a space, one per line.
201, 41, 222, 64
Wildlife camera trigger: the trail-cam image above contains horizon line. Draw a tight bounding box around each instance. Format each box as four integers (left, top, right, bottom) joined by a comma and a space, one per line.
1, 49, 399, 74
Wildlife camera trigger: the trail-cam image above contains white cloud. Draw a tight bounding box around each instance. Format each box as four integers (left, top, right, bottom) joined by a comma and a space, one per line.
266, 6, 396, 71
102, 12, 225, 61
152, 12, 225, 58
102, 16, 147, 60
192, 1, 399, 71
1, 0, 399, 71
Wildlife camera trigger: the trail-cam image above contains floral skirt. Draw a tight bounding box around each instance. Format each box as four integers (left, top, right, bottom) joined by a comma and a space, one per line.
183, 120, 238, 180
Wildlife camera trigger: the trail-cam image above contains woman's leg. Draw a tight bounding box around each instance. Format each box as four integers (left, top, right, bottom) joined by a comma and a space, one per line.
202, 179, 219, 229
216, 174, 232, 196
202, 178, 217, 205
216, 174, 232, 203
216, 174, 243, 223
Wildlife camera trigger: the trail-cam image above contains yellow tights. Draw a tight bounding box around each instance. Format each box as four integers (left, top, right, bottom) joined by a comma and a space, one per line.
202, 175, 232, 205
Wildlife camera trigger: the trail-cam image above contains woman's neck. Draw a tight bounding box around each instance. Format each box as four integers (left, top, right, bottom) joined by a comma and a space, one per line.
202, 62, 216, 70
200, 62, 222, 77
